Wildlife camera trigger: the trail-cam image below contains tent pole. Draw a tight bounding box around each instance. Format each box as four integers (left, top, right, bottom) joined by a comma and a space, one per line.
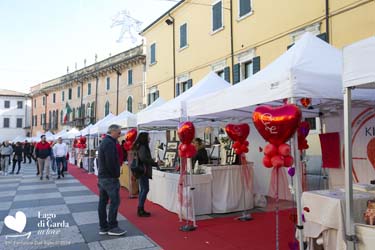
290, 98, 304, 250
344, 87, 356, 250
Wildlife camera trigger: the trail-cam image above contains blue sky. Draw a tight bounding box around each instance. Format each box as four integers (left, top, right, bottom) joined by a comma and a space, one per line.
0, 0, 176, 93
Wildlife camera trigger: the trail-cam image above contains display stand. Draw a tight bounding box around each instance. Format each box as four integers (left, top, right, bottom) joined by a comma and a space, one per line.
236, 157, 253, 221
180, 158, 197, 232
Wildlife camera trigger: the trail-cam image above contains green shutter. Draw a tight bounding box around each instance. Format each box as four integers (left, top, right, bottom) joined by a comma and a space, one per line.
252, 56, 261, 74
224, 66, 230, 82
317, 33, 328, 42
233, 63, 240, 84
180, 24, 187, 48
176, 83, 180, 96
147, 94, 151, 105
187, 79, 192, 89
156, 90, 159, 99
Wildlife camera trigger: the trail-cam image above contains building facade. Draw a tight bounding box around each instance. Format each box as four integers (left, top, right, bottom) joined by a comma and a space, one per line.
0, 89, 31, 142
30, 45, 146, 136
141, 0, 375, 101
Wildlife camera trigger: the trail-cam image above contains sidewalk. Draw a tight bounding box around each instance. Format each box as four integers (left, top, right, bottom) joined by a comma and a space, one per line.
0, 162, 161, 250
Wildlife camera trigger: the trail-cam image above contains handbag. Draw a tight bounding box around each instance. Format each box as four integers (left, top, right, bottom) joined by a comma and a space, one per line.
130, 152, 144, 179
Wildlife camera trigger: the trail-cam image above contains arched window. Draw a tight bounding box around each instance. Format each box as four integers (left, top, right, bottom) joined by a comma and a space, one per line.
127, 96, 133, 113
49, 110, 52, 125
104, 101, 110, 116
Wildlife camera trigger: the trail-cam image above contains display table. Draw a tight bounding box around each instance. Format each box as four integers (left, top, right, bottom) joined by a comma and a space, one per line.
148, 170, 212, 215
82, 157, 95, 172
302, 189, 375, 250
205, 164, 254, 213
119, 163, 139, 195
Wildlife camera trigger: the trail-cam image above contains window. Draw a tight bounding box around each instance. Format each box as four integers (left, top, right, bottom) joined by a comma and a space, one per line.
104, 101, 110, 116
3, 118, 9, 128
68, 88, 72, 100
77, 86, 81, 98
150, 43, 156, 64
239, 0, 252, 18
244, 61, 253, 79
147, 88, 159, 105
35, 115, 37, 126
4, 100, 10, 108
17, 101, 23, 109
34, 99, 36, 108
16, 118, 22, 128
40, 114, 43, 125
88, 83, 91, 95
72, 108, 76, 120
180, 23, 187, 48
106, 77, 110, 90
52, 93, 56, 103
62, 91, 65, 102
128, 69, 133, 85
60, 110, 63, 124
305, 118, 317, 130
217, 70, 225, 79
176, 79, 192, 96
212, 1, 223, 32
42, 96, 46, 106
127, 96, 133, 113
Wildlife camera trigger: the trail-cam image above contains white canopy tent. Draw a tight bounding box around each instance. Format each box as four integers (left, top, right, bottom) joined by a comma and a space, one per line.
138, 97, 166, 114
89, 113, 116, 134
53, 129, 69, 140
99, 111, 137, 132
65, 128, 81, 139
343, 36, 375, 250
137, 71, 231, 127
80, 124, 93, 137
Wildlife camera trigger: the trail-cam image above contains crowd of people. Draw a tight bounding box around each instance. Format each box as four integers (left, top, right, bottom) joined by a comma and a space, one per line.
0, 135, 69, 179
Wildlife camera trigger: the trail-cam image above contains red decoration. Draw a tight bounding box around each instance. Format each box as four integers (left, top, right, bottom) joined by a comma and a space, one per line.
178, 143, 196, 158
101, 134, 106, 139
262, 155, 273, 168
125, 128, 137, 144
225, 123, 250, 155
368, 138, 375, 171
264, 143, 278, 157
178, 122, 195, 144
278, 143, 291, 156
253, 104, 301, 146
300, 98, 311, 108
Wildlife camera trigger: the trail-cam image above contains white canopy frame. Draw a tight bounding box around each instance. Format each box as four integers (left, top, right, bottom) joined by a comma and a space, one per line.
343, 36, 375, 250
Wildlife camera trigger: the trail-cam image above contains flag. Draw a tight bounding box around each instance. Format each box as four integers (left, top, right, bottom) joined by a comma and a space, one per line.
63, 103, 72, 124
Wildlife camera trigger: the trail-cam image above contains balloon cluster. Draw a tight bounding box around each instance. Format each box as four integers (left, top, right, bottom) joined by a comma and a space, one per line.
298, 121, 310, 150
177, 122, 196, 158
262, 143, 294, 169
74, 136, 87, 149
252, 104, 301, 175
123, 128, 137, 151
225, 123, 250, 154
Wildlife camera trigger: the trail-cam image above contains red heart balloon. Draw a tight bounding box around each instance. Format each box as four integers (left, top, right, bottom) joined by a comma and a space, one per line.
298, 121, 310, 138
300, 98, 311, 108
178, 122, 195, 144
225, 123, 250, 142
125, 128, 137, 143
252, 104, 301, 145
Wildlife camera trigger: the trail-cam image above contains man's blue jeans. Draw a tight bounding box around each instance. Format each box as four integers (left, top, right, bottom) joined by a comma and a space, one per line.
98, 178, 120, 230
55, 157, 66, 177
138, 175, 149, 209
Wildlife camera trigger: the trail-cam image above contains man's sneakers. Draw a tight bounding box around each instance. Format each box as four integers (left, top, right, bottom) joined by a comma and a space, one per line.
99, 227, 127, 236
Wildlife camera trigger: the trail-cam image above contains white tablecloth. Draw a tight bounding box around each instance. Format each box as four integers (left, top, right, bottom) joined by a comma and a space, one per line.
205, 164, 254, 213
302, 189, 375, 250
148, 170, 212, 215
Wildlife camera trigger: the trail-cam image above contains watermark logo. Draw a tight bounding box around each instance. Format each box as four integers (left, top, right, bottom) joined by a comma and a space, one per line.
4, 211, 31, 239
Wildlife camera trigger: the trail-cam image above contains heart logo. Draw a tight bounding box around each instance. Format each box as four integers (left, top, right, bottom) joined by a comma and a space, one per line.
225, 123, 250, 142
4, 211, 27, 233
252, 104, 301, 145
178, 121, 195, 144
367, 138, 375, 170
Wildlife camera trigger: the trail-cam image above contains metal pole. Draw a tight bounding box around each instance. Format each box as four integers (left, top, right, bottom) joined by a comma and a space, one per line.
290, 98, 304, 250
344, 87, 356, 250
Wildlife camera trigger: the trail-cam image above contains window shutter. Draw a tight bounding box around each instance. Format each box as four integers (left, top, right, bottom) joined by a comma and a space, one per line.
233, 63, 240, 84
147, 93, 151, 105
156, 90, 160, 99
187, 79, 193, 89
252, 56, 261, 74
224, 66, 230, 82
287, 43, 294, 50
180, 24, 187, 48
317, 33, 327, 42
176, 83, 180, 96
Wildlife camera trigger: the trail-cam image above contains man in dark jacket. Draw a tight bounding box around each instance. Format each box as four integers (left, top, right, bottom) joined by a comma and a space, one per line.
97, 124, 126, 236
23, 140, 32, 163
35, 135, 52, 180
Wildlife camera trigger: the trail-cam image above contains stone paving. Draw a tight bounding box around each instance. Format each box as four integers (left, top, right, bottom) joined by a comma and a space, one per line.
0, 162, 161, 250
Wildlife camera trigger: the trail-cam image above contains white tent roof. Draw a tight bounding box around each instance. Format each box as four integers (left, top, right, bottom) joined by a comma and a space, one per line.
89, 113, 116, 134
343, 36, 375, 88
80, 124, 93, 136
100, 111, 137, 132
138, 97, 166, 114
137, 72, 231, 127
53, 129, 69, 140
187, 32, 344, 120
66, 128, 81, 139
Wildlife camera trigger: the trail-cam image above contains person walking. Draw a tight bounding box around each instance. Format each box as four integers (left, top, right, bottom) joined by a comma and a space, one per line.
0, 141, 13, 175
97, 124, 126, 236
132, 132, 158, 217
53, 137, 68, 179
11, 142, 23, 174
35, 135, 52, 180
23, 140, 32, 164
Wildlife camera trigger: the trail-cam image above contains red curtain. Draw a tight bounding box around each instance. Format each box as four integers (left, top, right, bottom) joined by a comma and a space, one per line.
319, 132, 341, 168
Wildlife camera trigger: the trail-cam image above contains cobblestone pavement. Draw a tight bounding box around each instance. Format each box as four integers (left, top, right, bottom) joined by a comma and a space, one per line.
0, 162, 161, 250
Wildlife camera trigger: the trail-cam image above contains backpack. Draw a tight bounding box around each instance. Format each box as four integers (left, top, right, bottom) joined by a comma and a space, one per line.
130, 152, 144, 179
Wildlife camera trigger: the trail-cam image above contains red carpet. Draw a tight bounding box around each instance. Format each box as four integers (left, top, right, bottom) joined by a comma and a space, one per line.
68, 164, 297, 250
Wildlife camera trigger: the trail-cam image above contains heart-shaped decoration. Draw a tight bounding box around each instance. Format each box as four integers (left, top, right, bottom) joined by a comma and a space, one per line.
367, 138, 375, 170
298, 121, 310, 138
252, 104, 301, 145
4, 211, 27, 233
125, 128, 137, 143
178, 121, 195, 144
225, 123, 250, 142
300, 98, 311, 108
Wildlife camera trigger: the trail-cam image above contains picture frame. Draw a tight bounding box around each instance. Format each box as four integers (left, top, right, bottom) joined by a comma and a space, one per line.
162, 150, 178, 168
166, 141, 178, 150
